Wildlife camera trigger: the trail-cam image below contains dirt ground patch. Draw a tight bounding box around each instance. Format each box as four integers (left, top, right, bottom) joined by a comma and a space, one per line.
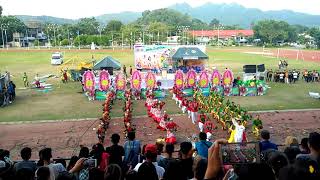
1, 110, 320, 160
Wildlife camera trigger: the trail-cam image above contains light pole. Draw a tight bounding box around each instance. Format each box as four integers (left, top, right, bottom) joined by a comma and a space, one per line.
1, 24, 4, 49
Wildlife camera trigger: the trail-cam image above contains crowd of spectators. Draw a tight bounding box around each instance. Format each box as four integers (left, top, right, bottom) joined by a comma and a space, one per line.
266, 69, 319, 84
1, 130, 320, 180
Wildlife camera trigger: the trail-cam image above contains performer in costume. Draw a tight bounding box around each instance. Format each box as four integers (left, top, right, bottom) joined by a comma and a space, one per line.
191, 100, 199, 124
231, 118, 247, 143
181, 97, 188, 113
198, 111, 207, 132
23, 72, 29, 87
203, 119, 215, 141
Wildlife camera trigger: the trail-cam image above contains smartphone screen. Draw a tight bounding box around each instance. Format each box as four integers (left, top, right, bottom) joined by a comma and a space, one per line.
220, 142, 260, 165
84, 159, 97, 168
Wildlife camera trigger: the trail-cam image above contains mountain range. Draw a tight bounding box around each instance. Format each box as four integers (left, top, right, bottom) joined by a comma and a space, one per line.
15, 2, 320, 28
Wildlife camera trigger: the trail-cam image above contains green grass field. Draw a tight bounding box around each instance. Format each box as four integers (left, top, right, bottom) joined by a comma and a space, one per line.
0, 47, 319, 122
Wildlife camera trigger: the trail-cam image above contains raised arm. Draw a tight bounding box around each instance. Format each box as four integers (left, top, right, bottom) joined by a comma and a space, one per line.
232, 118, 239, 128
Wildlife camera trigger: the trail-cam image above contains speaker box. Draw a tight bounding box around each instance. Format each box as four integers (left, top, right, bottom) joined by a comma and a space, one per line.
243, 65, 257, 73
257, 64, 265, 72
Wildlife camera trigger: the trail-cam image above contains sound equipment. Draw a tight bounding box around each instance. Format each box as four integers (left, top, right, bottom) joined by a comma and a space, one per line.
257, 64, 265, 72
243, 65, 257, 73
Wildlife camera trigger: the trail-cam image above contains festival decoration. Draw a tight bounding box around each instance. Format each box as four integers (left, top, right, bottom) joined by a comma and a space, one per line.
82, 70, 95, 92
199, 71, 209, 88
99, 70, 110, 91
211, 69, 221, 86
145, 71, 157, 89
131, 70, 142, 90
115, 73, 126, 91
186, 69, 197, 88
174, 70, 184, 89
222, 69, 234, 86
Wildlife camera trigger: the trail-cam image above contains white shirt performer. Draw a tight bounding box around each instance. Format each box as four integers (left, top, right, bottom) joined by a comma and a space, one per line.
232, 118, 245, 143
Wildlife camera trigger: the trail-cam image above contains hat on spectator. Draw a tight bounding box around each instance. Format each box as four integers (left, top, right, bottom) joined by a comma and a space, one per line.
144, 144, 157, 155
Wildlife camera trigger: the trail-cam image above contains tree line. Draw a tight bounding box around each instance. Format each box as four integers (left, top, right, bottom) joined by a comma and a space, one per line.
0, 5, 320, 49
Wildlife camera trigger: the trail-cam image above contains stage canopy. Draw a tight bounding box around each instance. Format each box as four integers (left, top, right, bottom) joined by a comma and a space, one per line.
93, 56, 122, 71
171, 47, 209, 61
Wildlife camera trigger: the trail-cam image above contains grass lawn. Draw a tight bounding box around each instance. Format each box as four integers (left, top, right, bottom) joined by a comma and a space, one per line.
0, 47, 319, 122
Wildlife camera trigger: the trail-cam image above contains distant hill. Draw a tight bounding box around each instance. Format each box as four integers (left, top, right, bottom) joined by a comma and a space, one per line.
15, 15, 75, 24
169, 2, 320, 28
15, 3, 320, 28
95, 11, 141, 24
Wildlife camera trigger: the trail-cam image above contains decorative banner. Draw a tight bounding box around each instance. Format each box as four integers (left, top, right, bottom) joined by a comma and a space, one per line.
174, 70, 184, 89
211, 70, 221, 86
145, 71, 156, 89
186, 69, 197, 87
222, 69, 234, 86
199, 71, 209, 88
115, 73, 126, 91
131, 70, 142, 90
83, 70, 95, 92
99, 70, 110, 91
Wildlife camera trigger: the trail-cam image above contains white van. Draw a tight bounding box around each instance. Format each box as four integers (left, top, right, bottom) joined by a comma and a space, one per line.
51, 52, 63, 65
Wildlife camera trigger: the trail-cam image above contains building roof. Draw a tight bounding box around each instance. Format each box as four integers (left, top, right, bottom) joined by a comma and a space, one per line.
171, 47, 208, 61
189, 30, 254, 38
93, 56, 122, 70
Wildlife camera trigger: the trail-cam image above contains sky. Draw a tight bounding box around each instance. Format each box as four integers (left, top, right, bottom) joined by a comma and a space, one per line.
1, 0, 320, 19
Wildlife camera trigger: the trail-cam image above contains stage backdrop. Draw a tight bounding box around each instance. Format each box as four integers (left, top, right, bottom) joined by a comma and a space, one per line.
134, 45, 206, 70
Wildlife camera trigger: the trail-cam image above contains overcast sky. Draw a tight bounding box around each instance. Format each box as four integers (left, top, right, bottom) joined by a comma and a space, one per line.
1, 0, 319, 19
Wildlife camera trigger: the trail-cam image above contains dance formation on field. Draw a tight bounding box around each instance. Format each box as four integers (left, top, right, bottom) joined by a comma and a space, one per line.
145, 90, 178, 144
172, 87, 263, 143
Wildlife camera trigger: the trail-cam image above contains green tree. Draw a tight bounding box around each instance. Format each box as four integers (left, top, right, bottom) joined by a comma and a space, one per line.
60, 39, 69, 46
75, 17, 100, 35
309, 27, 320, 49
209, 18, 220, 27
105, 20, 123, 32
0, 16, 26, 44
253, 20, 291, 45
0, 6, 2, 16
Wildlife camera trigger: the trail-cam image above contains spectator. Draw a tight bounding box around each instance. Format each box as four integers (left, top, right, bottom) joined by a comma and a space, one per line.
56, 171, 76, 180
90, 143, 109, 171
308, 132, 320, 163
67, 156, 79, 171
158, 143, 175, 170
7, 81, 16, 103
193, 158, 207, 180
284, 146, 301, 164
104, 164, 122, 180
134, 144, 165, 179
279, 158, 320, 180
15, 168, 34, 180
14, 147, 37, 173
39, 148, 66, 180
88, 167, 104, 180
36, 166, 51, 180
79, 146, 90, 158
265, 150, 289, 177
195, 132, 213, 159
163, 160, 186, 180
55, 159, 67, 169
259, 130, 278, 152
235, 163, 276, 180
179, 141, 194, 179
285, 136, 299, 147
155, 141, 164, 163
123, 131, 141, 170
125, 169, 138, 180
300, 138, 310, 154
106, 133, 125, 167
137, 161, 158, 180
